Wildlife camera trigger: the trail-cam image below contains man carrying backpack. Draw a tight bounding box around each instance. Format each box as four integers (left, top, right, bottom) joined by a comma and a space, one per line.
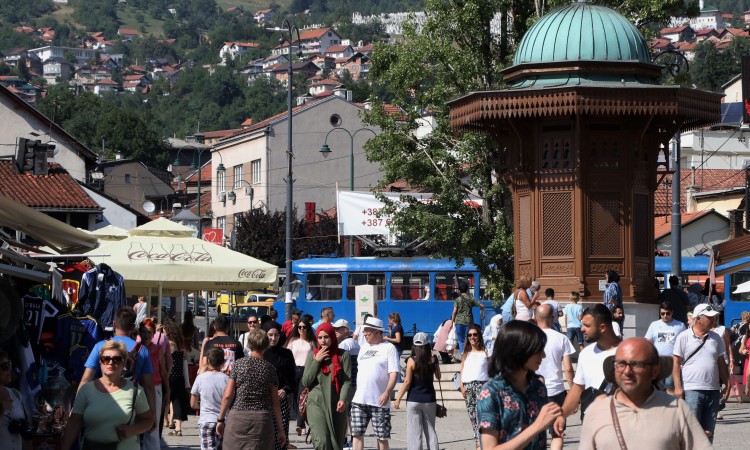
78, 307, 156, 426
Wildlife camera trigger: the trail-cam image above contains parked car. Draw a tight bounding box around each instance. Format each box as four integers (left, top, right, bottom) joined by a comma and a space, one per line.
187, 298, 206, 316
230, 301, 276, 337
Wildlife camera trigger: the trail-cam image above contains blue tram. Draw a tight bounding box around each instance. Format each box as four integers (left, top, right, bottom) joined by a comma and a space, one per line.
273, 256, 494, 334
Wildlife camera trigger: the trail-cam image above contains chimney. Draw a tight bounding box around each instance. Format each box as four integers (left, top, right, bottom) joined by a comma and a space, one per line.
729, 208, 745, 240
115, 151, 123, 160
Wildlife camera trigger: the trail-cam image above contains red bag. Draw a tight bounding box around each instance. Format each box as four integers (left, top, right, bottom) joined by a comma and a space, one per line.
299, 388, 310, 420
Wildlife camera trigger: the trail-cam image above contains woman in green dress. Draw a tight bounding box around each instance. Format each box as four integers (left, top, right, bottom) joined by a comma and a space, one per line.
302, 323, 351, 450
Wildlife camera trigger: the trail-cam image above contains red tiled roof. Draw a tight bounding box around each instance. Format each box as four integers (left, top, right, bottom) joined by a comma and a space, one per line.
654, 169, 745, 215
325, 45, 350, 53
124, 74, 145, 81
0, 161, 99, 209
118, 28, 139, 36
358, 43, 374, 52
188, 191, 213, 217
203, 129, 240, 139
312, 79, 341, 87
297, 27, 332, 41
654, 210, 714, 239
241, 118, 254, 126
696, 29, 716, 36
184, 162, 212, 184
660, 25, 688, 34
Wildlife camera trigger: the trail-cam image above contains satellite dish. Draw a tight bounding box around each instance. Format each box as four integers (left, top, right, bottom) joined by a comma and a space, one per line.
143, 201, 156, 213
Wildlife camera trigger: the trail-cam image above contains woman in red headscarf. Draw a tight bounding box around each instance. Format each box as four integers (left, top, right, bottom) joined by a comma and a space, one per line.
301, 323, 352, 450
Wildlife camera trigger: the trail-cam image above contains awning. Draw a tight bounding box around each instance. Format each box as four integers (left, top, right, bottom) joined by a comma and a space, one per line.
0, 194, 99, 253
715, 256, 750, 277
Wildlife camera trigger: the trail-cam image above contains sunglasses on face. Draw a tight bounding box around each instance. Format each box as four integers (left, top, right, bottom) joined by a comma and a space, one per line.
100, 355, 124, 365
660, 311, 672, 316
247, 320, 258, 324
298, 326, 308, 330
0, 361, 11, 371
467, 333, 480, 337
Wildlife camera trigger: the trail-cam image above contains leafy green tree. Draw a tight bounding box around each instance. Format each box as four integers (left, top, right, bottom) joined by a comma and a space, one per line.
235, 209, 341, 266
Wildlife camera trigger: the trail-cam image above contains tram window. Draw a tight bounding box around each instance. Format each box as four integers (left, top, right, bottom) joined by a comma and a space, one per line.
435, 273, 474, 300
390, 272, 429, 300
306, 273, 343, 301
478, 276, 488, 300
347, 273, 386, 300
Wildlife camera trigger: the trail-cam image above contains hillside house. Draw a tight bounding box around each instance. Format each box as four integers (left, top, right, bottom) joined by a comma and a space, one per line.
660, 24, 695, 43
265, 61, 320, 85
311, 54, 335, 71
220, 42, 260, 63
309, 79, 342, 96
94, 78, 120, 95
292, 27, 342, 55
262, 53, 289, 69
324, 44, 353, 60
29, 45, 99, 67
254, 8, 274, 23
337, 53, 370, 80
42, 58, 72, 84
118, 28, 140, 39
690, 6, 727, 30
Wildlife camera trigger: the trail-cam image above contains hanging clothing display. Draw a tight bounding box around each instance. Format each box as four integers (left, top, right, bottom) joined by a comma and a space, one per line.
78, 263, 126, 331
61, 262, 89, 307
53, 313, 100, 385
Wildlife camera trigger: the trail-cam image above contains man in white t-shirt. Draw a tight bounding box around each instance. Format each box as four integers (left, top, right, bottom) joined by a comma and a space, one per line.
334, 319, 360, 389
554, 304, 619, 437
542, 288, 562, 332
672, 304, 729, 443
644, 301, 686, 393
535, 304, 575, 450
351, 317, 399, 450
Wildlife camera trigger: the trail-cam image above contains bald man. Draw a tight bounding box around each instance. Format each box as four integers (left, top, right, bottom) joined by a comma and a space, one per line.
579, 338, 711, 450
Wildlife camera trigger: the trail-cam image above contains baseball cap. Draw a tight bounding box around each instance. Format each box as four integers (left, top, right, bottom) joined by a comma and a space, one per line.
693, 304, 719, 318
413, 332, 430, 346
363, 316, 384, 331
291, 308, 302, 316
332, 319, 350, 329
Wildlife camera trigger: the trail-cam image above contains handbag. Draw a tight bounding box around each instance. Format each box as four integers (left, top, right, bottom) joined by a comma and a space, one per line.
83, 383, 139, 450
299, 387, 310, 420
436, 367, 448, 418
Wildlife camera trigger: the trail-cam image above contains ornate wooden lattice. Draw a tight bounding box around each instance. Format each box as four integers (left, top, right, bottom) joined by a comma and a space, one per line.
518, 195, 532, 261
543, 192, 573, 257
541, 137, 573, 169
589, 194, 623, 257
589, 137, 621, 169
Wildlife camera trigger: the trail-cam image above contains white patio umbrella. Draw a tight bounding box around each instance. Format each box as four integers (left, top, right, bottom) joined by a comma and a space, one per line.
86, 218, 277, 292
733, 280, 750, 294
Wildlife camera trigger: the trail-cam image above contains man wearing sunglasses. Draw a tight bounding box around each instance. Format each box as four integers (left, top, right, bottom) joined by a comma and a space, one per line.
672, 304, 729, 443
644, 301, 685, 394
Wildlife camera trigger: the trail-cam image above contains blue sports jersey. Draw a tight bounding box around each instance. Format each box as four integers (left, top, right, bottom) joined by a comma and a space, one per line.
85, 336, 153, 380
68, 345, 91, 384
56, 313, 101, 351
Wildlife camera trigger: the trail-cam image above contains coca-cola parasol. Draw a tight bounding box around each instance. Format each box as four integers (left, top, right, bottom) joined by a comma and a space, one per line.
85, 218, 277, 292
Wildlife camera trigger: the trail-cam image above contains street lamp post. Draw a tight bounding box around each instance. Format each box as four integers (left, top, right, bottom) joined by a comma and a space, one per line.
173, 144, 225, 326
320, 127, 377, 256
268, 19, 302, 321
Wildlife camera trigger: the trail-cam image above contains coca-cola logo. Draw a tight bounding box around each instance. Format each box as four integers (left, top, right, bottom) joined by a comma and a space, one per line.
127, 244, 213, 264
238, 269, 268, 279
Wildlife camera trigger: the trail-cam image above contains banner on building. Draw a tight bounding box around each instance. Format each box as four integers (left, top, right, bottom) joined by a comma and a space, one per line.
336, 191, 482, 236
202, 228, 223, 244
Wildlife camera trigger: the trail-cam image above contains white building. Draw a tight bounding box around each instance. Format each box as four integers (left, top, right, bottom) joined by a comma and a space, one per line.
28, 45, 99, 67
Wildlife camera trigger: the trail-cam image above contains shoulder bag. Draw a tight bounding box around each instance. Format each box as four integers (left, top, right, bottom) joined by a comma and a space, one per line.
682, 334, 709, 365
435, 359, 447, 418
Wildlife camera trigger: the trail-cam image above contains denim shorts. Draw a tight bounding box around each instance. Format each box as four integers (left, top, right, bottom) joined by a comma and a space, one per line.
683, 389, 721, 441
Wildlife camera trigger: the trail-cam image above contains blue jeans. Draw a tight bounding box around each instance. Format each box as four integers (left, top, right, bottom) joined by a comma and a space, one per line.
566, 327, 583, 347
455, 323, 468, 355
684, 389, 721, 441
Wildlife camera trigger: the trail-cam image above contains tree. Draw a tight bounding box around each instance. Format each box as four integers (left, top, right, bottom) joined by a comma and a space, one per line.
234, 209, 342, 266
365, 0, 522, 298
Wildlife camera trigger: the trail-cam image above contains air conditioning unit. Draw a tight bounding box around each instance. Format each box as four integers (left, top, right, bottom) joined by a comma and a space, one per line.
219, 192, 226, 201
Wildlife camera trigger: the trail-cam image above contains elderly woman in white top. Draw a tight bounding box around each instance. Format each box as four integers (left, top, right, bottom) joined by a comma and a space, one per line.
483, 314, 503, 354
458, 324, 490, 450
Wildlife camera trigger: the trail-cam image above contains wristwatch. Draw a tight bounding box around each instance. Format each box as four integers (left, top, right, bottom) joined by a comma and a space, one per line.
217, 418, 225, 423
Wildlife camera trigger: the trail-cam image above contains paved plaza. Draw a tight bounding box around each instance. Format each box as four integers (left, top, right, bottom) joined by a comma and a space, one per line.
163, 398, 750, 449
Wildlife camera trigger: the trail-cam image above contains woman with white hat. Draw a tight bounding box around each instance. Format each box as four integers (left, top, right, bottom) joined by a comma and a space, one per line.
393, 332, 441, 450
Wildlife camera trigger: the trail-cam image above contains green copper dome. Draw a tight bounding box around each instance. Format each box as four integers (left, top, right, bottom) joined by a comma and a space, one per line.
514, 1, 650, 66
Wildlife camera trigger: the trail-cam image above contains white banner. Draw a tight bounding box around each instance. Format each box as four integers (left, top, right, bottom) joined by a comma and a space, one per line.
336, 191, 482, 236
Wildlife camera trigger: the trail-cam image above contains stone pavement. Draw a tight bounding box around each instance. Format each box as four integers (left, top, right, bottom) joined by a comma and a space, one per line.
162, 400, 750, 449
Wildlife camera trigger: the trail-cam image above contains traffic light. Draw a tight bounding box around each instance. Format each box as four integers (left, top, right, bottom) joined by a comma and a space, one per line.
15, 138, 52, 176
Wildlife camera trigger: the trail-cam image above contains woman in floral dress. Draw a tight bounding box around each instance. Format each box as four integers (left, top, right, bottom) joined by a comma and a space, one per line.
476, 320, 561, 449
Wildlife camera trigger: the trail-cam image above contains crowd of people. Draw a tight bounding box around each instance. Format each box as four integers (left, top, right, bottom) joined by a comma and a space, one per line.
15, 274, 743, 450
